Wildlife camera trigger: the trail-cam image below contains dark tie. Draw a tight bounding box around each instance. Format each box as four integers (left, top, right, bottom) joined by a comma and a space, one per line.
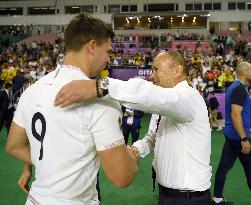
7, 92, 12, 107
152, 115, 161, 192
155, 115, 162, 133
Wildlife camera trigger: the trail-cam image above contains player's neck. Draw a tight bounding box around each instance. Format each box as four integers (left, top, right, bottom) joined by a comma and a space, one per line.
237, 76, 247, 85
64, 52, 91, 77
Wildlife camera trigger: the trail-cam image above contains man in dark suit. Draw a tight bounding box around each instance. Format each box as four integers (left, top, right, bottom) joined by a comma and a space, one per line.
121, 105, 144, 145
0, 83, 15, 134
12, 69, 25, 101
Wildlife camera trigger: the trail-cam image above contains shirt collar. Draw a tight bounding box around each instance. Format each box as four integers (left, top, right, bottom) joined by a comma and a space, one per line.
174, 80, 189, 88
58, 64, 90, 79
236, 79, 246, 86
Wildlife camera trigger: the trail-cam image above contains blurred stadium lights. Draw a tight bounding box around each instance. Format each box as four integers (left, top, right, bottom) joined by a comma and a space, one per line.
177, 14, 188, 17
200, 13, 210, 17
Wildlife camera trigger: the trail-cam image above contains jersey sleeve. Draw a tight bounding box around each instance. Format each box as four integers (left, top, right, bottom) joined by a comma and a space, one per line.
91, 102, 125, 151
13, 90, 28, 128
231, 85, 246, 106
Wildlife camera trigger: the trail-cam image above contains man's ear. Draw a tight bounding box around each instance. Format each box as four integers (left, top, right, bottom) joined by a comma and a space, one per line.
175, 65, 184, 78
87, 39, 96, 55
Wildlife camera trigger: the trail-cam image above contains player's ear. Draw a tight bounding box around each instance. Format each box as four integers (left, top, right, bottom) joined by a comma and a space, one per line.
87, 39, 96, 55
175, 65, 183, 79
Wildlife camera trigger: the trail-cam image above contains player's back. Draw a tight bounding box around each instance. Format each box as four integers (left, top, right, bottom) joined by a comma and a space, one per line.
15, 66, 120, 204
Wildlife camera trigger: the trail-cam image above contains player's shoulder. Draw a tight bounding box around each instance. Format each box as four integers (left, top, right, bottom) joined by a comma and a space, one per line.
94, 98, 122, 112
19, 83, 34, 99
73, 97, 122, 116
232, 83, 246, 93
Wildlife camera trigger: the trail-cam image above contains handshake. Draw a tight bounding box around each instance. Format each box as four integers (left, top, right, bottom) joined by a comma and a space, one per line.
127, 145, 140, 163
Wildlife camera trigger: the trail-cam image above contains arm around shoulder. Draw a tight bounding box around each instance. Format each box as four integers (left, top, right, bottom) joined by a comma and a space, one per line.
108, 78, 196, 122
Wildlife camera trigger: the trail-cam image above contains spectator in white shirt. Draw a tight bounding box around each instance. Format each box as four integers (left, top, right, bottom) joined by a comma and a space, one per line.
202, 61, 211, 75
29, 67, 37, 83
36, 66, 46, 80
54, 51, 212, 205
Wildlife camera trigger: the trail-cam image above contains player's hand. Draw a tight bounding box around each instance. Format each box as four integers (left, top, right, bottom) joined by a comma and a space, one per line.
131, 146, 140, 158
127, 145, 140, 163
241, 140, 251, 154
54, 80, 97, 107
18, 164, 32, 194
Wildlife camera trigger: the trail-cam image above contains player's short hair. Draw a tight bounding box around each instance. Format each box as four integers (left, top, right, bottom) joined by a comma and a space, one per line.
236, 62, 251, 75
64, 12, 115, 52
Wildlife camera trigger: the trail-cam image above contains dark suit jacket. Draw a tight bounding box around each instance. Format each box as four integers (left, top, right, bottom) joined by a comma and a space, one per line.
12, 74, 25, 93
121, 105, 144, 127
0, 89, 11, 112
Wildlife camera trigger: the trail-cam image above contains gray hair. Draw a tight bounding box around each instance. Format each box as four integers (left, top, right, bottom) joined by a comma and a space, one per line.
236, 62, 251, 75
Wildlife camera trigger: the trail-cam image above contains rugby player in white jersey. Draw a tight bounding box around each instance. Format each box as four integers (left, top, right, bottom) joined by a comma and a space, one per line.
5, 13, 138, 205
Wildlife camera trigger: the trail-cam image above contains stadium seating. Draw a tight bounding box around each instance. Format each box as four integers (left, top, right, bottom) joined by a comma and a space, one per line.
18, 32, 59, 45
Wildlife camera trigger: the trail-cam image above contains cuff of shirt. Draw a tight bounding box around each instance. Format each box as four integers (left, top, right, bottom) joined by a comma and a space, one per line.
132, 140, 149, 158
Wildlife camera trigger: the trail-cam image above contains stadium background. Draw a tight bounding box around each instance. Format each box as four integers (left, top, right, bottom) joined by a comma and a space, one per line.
0, 0, 251, 204
0, 118, 250, 205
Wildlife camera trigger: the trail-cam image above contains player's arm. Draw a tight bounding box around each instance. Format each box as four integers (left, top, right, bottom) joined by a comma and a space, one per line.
231, 104, 245, 139
92, 103, 139, 187
231, 86, 251, 154
231, 86, 247, 139
5, 122, 31, 165
18, 163, 32, 194
98, 144, 138, 188
231, 104, 250, 154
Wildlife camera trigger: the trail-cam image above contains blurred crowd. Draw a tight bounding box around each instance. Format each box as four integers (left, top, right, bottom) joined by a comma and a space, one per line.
0, 36, 64, 92
0, 30, 250, 97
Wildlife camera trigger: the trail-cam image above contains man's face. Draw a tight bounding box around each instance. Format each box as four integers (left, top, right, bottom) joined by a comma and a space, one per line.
92, 38, 112, 77
150, 54, 176, 88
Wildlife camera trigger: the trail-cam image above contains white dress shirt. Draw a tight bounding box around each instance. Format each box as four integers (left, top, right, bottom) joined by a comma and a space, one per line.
14, 65, 124, 205
108, 78, 211, 191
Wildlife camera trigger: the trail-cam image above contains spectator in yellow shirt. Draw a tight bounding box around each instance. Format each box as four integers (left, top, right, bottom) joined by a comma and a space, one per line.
218, 69, 234, 91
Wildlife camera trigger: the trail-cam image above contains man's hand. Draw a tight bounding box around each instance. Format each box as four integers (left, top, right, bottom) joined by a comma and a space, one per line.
54, 80, 97, 107
127, 145, 140, 163
131, 146, 140, 157
18, 164, 32, 194
241, 140, 251, 154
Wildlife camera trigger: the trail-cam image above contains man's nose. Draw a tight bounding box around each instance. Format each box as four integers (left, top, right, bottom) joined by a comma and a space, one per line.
150, 73, 154, 81
107, 57, 111, 65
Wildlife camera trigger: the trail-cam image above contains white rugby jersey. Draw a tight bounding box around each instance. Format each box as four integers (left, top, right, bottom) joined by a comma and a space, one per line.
14, 65, 124, 205
109, 78, 211, 191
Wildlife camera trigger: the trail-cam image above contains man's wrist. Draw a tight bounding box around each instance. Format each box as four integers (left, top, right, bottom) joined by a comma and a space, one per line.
96, 80, 102, 98
241, 137, 248, 142
96, 77, 109, 98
